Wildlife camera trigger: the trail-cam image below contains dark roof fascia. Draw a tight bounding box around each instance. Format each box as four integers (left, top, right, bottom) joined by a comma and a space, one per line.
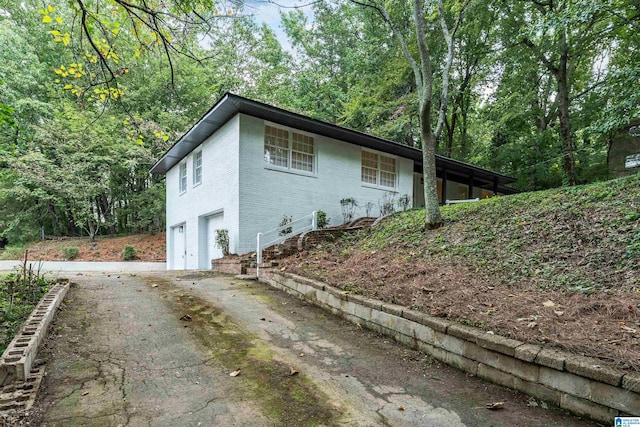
150, 93, 516, 186
150, 93, 238, 175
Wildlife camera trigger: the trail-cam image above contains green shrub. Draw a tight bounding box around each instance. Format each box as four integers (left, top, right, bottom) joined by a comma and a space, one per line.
340, 198, 358, 223
279, 215, 293, 236
397, 194, 411, 211
1, 261, 52, 353
215, 229, 230, 256
62, 246, 79, 260
122, 244, 137, 261
0, 245, 27, 260
316, 210, 329, 229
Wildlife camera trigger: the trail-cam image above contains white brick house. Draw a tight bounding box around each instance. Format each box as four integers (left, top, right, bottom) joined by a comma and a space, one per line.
151, 93, 516, 270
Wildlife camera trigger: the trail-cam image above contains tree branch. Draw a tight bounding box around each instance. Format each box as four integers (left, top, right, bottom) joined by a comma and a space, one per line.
434, 0, 471, 139
349, 0, 423, 95
521, 37, 558, 74
413, 0, 431, 98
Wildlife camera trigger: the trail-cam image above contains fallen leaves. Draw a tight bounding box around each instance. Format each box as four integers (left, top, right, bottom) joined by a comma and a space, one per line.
229, 369, 241, 377
485, 402, 504, 410
542, 300, 555, 308
289, 367, 299, 376
179, 314, 192, 321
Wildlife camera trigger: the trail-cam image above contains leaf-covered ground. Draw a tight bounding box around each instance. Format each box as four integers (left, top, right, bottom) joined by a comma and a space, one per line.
1, 233, 166, 262
280, 175, 640, 371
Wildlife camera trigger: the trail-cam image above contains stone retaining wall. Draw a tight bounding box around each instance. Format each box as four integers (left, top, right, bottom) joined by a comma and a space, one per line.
258, 270, 640, 423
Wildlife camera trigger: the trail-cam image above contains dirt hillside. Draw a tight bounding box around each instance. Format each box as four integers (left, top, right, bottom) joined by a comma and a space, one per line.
280, 176, 640, 371
19, 233, 165, 262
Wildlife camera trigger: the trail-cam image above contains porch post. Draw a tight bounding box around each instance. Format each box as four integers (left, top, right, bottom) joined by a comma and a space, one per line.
441, 168, 448, 205
257, 233, 263, 264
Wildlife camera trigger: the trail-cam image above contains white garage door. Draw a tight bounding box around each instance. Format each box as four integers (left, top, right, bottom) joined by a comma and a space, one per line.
207, 213, 225, 263
171, 224, 186, 270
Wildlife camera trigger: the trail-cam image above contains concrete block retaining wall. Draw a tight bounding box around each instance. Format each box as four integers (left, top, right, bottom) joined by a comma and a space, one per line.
258, 270, 639, 423
0, 281, 70, 385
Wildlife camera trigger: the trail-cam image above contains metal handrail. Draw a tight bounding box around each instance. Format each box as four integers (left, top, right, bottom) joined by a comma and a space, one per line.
256, 211, 317, 276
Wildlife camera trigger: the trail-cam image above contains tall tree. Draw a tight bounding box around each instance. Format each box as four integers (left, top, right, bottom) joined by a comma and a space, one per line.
352, 0, 470, 227
509, 0, 624, 185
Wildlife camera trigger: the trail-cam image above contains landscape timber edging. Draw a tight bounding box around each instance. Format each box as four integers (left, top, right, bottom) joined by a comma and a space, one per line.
0, 281, 70, 386
257, 270, 639, 423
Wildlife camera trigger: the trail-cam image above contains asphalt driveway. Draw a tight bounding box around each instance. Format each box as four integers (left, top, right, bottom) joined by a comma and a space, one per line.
30, 271, 597, 426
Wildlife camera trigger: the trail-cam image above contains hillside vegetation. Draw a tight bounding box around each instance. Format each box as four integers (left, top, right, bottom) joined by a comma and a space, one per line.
281, 175, 640, 369
0, 234, 165, 262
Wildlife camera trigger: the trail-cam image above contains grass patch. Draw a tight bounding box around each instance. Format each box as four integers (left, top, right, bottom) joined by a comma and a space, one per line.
0, 244, 27, 260
1, 260, 53, 354
356, 175, 640, 292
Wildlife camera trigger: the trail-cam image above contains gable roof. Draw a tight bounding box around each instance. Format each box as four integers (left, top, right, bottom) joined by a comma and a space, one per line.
150, 93, 517, 192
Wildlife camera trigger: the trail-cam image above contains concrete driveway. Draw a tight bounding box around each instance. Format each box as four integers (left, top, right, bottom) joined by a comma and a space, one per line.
30, 271, 597, 426
0, 260, 165, 273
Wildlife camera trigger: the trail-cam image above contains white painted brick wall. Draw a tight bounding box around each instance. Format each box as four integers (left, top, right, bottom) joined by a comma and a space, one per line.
237, 114, 414, 254
166, 116, 240, 269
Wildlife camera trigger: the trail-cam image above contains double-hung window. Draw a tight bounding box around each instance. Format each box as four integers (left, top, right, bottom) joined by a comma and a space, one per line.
179, 162, 187, 194
193, 151, 202, 186
264, 125, 315, 173
361, 150, 397, 189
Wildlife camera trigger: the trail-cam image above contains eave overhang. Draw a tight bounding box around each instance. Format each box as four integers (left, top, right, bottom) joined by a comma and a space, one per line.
150, 93, 517, 190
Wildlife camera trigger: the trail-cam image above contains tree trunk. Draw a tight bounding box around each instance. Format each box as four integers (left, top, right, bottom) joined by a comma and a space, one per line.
444, 112, 456, 157
420, 102, 442, 227
556, 68, 576, 186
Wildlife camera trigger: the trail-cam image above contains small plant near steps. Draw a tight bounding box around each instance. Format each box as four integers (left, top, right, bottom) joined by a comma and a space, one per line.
215, 229, 230, 256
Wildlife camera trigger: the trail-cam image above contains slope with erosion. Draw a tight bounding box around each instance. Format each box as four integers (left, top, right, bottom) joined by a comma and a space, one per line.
279, 175, 640, 371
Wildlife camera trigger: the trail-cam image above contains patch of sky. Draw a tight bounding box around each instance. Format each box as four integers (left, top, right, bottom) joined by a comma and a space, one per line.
242, 0, 315, 52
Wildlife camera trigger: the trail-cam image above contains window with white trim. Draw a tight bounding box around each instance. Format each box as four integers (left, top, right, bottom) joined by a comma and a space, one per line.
193, 150, 202, 186
179, 162, 187, 194
264, 125, 315, 173
361, 150, 397, 189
